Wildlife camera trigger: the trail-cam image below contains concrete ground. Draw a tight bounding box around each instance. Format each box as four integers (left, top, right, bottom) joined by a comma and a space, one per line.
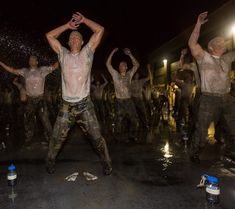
0, 123, 235, 209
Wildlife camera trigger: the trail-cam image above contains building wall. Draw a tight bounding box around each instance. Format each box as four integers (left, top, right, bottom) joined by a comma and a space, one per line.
148, 0, 235, 86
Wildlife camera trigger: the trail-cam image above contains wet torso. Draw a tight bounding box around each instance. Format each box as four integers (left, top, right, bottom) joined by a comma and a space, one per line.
59, 44, 94, 103
197, 51, 235, 94
18, 67, 52, 97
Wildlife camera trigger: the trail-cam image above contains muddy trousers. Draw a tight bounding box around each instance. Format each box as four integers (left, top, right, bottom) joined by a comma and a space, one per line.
132, 97, 149, 128
47, 97, 111, 166
24, 96, 52, 143
115, 98, 139, 138
190, 94, 235, 160
94, 99, 105, 123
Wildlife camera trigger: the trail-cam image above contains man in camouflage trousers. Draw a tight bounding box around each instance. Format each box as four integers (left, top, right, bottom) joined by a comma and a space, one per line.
45, 11, 112, 175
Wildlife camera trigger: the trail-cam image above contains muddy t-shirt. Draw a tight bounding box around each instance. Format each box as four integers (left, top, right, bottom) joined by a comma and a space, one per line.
130, 78, 148, 99
196, 51, 235, 94
92, 84, 106, 100
180, 82, 194, 100
58, 44, 94, 103
109, 68, 135, 99
18, 67, 53, 97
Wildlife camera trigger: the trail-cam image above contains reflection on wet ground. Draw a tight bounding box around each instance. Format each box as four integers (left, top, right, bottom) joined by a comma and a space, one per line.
0, 121, 235, 209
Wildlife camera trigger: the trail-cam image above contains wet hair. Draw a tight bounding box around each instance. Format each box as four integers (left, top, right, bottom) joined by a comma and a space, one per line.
68, 30, 83, 48
207, 37, 224, 52
69, 31, 83, 41
29, 55, 38, 60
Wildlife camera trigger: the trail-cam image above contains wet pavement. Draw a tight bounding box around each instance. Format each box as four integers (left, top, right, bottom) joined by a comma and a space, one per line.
0, 124, 235, 209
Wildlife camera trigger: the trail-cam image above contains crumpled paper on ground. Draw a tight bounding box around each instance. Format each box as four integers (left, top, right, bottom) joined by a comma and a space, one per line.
83, 172, 98, 181
65, 172, 79, 181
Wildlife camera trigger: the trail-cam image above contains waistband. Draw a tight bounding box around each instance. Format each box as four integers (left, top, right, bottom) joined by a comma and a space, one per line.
27, 95, 44, 100
62, 96, 91, 105
202, 92, 229, 97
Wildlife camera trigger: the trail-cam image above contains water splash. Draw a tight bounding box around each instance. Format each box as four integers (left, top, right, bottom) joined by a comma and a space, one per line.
0, 24, 57, 67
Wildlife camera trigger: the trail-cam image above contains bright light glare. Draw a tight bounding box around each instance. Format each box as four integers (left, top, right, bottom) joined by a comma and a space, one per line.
163, 59, 167, 65
231, 25, 235, 34
162, 141, 173, 158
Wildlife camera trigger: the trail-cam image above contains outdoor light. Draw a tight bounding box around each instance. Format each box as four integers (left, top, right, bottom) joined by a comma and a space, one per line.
163, 59, 167, 66
230, 24, 235, 48
231, 24, 235, 34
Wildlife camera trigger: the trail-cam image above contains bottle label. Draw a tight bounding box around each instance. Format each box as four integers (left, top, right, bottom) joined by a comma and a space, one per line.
206, 187, 220, 195
7, 174, 17, 180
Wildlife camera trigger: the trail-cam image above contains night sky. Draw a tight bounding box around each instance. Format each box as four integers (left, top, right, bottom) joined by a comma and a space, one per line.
0, 0, 229, 70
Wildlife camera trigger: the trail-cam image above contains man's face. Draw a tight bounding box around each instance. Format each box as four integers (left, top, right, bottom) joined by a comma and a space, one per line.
29, 56, 38, 68
209, 37, 227, 55
68, 31, 83, 49
118, 62, 127, 74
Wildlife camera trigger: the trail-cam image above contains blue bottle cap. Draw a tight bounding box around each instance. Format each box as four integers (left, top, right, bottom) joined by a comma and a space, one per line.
207, 175, 218, 184
8, 164, 16, 171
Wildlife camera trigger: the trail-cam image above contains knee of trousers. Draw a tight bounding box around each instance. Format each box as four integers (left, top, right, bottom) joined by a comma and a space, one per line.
51, 130, 68, 143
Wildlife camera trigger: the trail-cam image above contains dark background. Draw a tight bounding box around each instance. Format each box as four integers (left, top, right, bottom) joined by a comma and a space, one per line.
0, 0, 229, 70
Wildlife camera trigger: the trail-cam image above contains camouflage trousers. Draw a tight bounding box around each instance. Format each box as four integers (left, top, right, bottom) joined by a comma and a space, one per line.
115, 98, 139, 137
190, 93, 235, 160
94, 99, 105, 122
132, 97, 149, 128
24, 96, 52, 143
47, 96, 111, 164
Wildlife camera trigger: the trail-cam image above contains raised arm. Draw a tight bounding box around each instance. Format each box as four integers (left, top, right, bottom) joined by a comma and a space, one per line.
179, 48, 188, 68
73, 12, 104, 52
145, 64, 153, 84
13, 77, 22, 90
123, 48, 140, 74
101, 74, 108, 87
145, 64, 151, 80
0, 61, 20, 75
188, 12, 208, 60
46, 17, 81, 54
106, 48, 118, 74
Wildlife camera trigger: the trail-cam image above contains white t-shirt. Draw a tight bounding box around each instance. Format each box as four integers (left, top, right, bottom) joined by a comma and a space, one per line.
109, 68, 135, 99
18, 66, 53, 97
197, 51, 235, 94
58, 44, 94, 102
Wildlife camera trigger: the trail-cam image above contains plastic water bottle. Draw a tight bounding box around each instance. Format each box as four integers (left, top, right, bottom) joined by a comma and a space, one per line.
7, 164, 17, 186
204, 175, 220, 204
